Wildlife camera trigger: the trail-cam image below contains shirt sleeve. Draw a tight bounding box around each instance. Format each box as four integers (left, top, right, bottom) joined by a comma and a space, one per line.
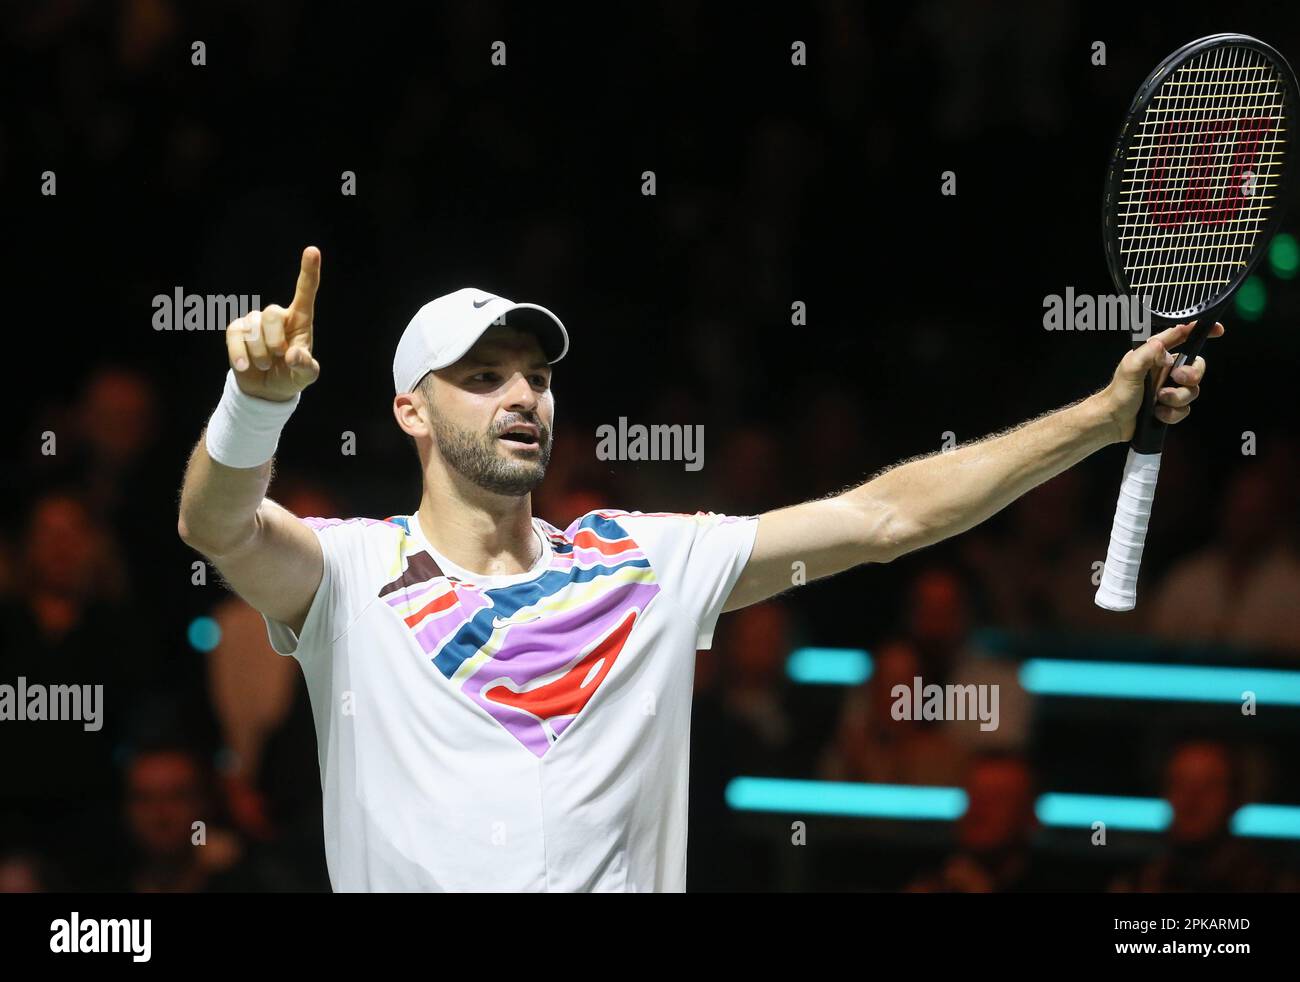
262, 517, 377, 661
615, 511, 760, 650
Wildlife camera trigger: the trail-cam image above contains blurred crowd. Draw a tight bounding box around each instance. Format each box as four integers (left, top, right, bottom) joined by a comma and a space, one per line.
2, 0, 1299, 891
1, 362, 1296, 892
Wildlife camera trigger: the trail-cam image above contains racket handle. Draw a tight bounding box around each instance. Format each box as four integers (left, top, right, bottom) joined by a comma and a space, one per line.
1130, 319, 1212, 454
1094, 448, 1163, 611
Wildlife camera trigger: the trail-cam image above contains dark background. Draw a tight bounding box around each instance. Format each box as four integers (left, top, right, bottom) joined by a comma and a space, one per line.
1, 0, 1297, 892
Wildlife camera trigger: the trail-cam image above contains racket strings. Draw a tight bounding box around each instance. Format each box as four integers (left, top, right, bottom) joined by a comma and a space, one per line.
1117, 44, 1289, 316
1131, 46, 1258, 312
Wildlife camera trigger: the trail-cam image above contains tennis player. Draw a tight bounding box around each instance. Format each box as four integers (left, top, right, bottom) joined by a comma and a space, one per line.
177, 247, 1216, 891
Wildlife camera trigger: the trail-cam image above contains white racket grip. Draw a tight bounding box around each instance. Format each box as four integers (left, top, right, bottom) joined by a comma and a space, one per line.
1095, 449, 1163, 612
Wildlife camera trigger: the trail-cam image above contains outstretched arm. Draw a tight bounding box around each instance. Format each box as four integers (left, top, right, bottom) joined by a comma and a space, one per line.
723, 321, 1220, 612
178, 247, 325, 634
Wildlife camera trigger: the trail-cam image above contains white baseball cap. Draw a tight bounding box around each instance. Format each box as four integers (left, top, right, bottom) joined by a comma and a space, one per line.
392, 287, 569, 394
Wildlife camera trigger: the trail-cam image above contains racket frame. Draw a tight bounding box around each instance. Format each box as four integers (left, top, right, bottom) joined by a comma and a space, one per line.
1102, 33, 1296, 454
1101, 33, 1296, 324
1094, 34, 1296, 610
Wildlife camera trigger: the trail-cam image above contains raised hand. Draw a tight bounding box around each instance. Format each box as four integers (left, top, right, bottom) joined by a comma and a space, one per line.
1102, 320, 1224, 443
226, 246, 323, 402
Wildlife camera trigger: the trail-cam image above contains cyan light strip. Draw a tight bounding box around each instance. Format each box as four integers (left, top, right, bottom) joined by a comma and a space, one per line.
1036, 793, 1172, 831
784, 651, 1300, 705
725, 778, 966, 820
726, 779, 1300, 839
1018, 659, 1300, 705
786, 647, 872, 685
1232, 804, 1300, 839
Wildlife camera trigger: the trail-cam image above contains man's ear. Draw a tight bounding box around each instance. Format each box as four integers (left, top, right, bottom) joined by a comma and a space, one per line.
393, 390, 429, 440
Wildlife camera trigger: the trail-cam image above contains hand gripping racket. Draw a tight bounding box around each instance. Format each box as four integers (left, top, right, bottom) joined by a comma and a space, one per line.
1095, 34, 1296, 611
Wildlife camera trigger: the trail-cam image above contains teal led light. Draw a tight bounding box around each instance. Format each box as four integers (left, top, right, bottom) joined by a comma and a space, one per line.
1036, 793, 1172, 831
1018, 659, 1300, 706
1268, 233, 1299, 279
187, 616, 222, 653
724, 778, 967, 820
1232, 804, 1300, 839
724, 780, 1300, 840
1234, 274, 1267, 320
786, 647, 872, 685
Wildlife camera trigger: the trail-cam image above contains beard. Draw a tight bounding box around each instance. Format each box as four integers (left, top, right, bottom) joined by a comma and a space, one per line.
430, 412, 552, 497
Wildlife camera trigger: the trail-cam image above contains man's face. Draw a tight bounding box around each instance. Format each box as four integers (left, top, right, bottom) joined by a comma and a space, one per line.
126, 753, 206, 860
421, 326, 555, 496
957, 760, 1035, 854
907, 569, 969, 648
1165, 743, 1235, 845
26, 495, 99, 596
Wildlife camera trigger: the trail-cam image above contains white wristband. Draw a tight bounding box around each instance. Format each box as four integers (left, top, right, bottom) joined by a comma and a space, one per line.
204, 370, 299, 468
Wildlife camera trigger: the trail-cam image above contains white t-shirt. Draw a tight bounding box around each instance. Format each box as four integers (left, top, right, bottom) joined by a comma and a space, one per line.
264, 508, 759, 892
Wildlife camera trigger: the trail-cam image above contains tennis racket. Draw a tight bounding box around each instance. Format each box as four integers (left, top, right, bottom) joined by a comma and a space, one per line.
1095, 33, 1296, 611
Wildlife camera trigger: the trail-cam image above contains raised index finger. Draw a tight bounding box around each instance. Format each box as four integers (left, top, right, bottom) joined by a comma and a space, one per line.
290, 246, 321, 326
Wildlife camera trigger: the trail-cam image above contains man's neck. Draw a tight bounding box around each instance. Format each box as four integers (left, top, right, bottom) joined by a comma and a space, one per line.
417, 475, 540, 577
